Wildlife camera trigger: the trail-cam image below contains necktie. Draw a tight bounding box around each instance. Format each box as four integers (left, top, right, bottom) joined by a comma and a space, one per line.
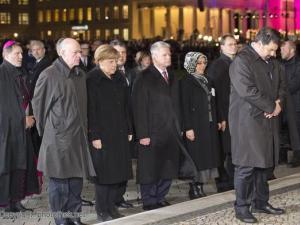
162, 70, 169, 84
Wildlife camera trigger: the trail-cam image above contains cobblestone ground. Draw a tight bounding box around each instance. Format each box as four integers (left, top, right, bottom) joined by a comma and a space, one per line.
172, 189, 300, 225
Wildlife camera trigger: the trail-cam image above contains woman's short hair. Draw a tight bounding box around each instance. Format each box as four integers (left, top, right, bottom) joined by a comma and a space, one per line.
94, 44, 119, 63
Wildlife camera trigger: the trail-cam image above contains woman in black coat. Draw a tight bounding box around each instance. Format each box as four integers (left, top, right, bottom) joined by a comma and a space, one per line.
181, 52, 221, 199
87, 44, 133, 222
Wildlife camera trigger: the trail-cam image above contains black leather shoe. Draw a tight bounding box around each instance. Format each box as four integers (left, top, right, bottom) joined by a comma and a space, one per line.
188, 182, 201, 199
252, 204, 285, 215
5, 202, 33, 212
109, 207, 125, 219
157, 200, 171, 208
81, 198, 94, 206
236, 211, 258, 223
71, 221, 88, 225
142, 204, 159, 211
97, 212, 113, 222
116, 200, 133, 208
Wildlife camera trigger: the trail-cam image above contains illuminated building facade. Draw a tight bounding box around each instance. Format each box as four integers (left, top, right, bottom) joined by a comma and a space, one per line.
0, 0, 299, 41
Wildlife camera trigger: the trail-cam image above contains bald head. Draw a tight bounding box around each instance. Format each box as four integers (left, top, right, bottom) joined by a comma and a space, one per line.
60, 38, 82, 69
281, 40, 296, 60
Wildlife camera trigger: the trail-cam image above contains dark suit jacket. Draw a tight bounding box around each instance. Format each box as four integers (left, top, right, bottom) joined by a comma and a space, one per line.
79, 55, 95, 73
27, 55, 52, 98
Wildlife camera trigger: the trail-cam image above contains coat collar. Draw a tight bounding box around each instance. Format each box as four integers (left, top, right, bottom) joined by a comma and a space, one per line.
2, 60, 22, 78
220, 53, 233, 64
53, 57, 80, 78
91, 65, 122, 82
149, 64, 174, 85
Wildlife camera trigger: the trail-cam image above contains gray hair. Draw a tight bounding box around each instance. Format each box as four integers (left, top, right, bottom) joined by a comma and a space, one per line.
30, 40, 44, 49
150, 41, 170, 56
56, 37, 65, 56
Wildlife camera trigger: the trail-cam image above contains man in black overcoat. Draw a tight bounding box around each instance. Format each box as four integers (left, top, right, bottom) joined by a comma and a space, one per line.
132, 41, 181, 210
280, 40, 300, 167
208, 34, 238, 192
0, 40, 39, 212
229, 28, 286, 223
110, 39, 136, 208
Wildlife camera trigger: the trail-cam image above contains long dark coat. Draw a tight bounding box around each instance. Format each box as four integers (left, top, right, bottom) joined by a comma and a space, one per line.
208, 53, 232, 154
0, 60, 39, 204
87, 67, 133, 184
132, 65, 181, 184
229, 45, 286, 168
180, 73, 220, 171
0, 60, 27, 175
32, 58, 96, 179
281, 56, 300, 151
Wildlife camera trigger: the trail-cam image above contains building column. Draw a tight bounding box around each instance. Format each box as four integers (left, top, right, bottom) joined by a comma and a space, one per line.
138, 7, 144, 38
193, 7, 198, 31
218, 8, 223, 37
165, 6, 171, 38
228, 9, 233, 33
150, 7, 155, 37
205, 8, 211, 35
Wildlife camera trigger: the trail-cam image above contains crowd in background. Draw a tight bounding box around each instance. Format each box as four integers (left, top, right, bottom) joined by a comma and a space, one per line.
1, 27, 300, 225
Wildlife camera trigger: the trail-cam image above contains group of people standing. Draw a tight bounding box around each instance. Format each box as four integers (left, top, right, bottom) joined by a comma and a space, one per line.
0, 26, 300, 225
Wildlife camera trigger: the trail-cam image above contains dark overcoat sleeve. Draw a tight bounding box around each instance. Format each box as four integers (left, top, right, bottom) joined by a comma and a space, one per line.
131, 75, 149, 139
180, 77, 193, 131
229, 56, 275, 113
86, 76, 102, 141
208, 62, 226, 122
32, 71, 56, 136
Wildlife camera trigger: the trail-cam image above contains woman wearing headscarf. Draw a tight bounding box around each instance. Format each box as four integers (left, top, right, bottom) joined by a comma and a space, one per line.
87, 44, 133, 222
180, 52, 221, 199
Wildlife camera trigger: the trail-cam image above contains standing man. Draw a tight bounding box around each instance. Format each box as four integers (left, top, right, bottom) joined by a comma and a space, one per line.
27, 40, 52, 97
0, 40, 39, 212
208, 34, 238, 192
79, 42, 94, 72
132, 41, 181, 210
110, 40, 136, 209
32, 38, 96, 225
229, 28, 286, 223
280, 40, 300, 167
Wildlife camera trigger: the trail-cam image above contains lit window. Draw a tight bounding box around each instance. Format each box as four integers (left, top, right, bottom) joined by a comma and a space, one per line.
0, 0, 10, 4
38, 10, 43, 23
54, 9, 59, 22
0, 12, 10, 24
18, 0, 28, 5
122, 5, 128, 19
123, 28, 129, 40
105, 7, 109, 20
113, 28, 119, 35
113, 6, 119, 19
47, 30, 52, 36
69, 8, 75, 21
78, 8, 83, 22
95, 8, 100, 21
62, 8, 67, 22
46, 9, 51, 22
18, 13, 29, 25
95, 29, 101, 39
105, 29, 110, 39
87, 7, 92, 21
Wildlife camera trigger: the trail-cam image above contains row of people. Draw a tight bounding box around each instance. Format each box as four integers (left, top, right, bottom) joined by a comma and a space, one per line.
1, 27, 300, 224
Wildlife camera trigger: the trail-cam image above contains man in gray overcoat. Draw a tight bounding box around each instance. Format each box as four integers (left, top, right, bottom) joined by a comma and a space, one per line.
32, 38, 95, 225
229, 28, 286, 223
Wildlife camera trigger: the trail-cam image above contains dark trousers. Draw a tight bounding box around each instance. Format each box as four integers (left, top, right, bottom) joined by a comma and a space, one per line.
95, 183, 118, 215
48, 177, 83, 225
115, 181, 127, 204
216, 153, 234, 192
234, 166, 272, 214
140, 179, 172, 206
